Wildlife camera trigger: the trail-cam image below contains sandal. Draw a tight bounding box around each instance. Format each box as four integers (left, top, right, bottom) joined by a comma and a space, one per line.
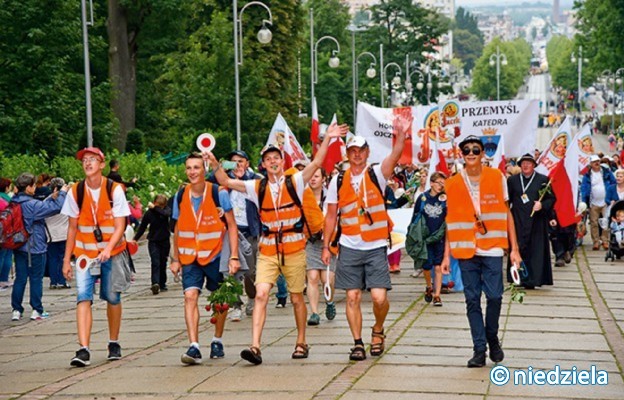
240, 346, 262, 365
349, 344, 367, 361
370, 328, 386, 357
291, 343, 309, 359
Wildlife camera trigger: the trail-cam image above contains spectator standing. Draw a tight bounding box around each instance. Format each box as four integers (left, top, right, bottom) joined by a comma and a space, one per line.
0, 178, 14, 290
107, 159, 137, 190
581, 155, 616, 250
45, 177, 71, 289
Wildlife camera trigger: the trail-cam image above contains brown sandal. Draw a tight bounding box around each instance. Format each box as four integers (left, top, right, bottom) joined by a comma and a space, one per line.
240, 346, 262, 365
349, 344, 367, 361
292, 343, 309, 359
370, 328, 385, 356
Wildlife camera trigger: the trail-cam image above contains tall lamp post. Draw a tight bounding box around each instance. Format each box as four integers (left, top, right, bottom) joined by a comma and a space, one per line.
382, 63, 402, 107
353, 52, 377, 125
347, 24, 371, 127
489, 46, 508, 101
602, 70, 616, 132
81, 0, 94, 147
310, 9, 340, 120
233, 0, 273, 151
570, 46, 587, 113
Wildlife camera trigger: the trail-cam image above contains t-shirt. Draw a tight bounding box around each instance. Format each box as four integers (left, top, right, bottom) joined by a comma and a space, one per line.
61, 184, 130, 219
230, 190, 248, 227
171, 188, 232, 220
590, 170, 606, 207
325, 165, 388, 250
242, 171, 305, 208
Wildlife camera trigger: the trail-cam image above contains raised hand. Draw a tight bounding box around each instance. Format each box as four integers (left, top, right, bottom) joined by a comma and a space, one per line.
393, 112, 413, 136
325, 123, 349, 139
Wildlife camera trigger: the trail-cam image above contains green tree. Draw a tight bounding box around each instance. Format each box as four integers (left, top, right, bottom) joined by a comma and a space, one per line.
453, 29, 483, 74
470, 38, 531, 101
455, 7, 482, 41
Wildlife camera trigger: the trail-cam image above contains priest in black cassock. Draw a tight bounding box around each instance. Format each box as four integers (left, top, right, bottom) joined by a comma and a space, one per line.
507, 153, 555, 288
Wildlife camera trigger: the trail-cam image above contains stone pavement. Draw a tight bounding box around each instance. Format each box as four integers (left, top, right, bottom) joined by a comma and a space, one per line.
0, 239, 623, 400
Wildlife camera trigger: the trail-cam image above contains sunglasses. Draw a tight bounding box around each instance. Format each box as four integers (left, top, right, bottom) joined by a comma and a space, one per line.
461, 146, 482, 156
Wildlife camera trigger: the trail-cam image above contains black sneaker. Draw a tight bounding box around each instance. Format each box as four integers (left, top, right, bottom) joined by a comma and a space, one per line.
275, 297, 287, 308
488, 340, 505, 363
107, 342, 122, 361
70, 348, 91, 367
210, 341, 225, 359
467, 351, 486, 368
181, 346, 202, 365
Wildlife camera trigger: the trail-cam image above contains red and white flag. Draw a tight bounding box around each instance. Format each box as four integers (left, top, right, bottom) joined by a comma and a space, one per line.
490, 134, 506, 174
535, 117, 572, 176
266, 113, 309, 170
424, 131, 450, 191
311, 99, 321, 157
320, 114, 346, 174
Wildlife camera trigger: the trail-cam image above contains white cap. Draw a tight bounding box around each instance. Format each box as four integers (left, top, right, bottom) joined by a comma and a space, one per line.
589, 155, 600, 163
346, 136, 368, 149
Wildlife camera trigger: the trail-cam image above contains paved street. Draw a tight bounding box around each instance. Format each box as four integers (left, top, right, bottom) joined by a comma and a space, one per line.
1, 233, 623, 400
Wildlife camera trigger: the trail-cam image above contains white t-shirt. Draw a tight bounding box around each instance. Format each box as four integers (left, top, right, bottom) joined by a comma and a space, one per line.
230, 190, 248, 227
242, 171, 305, 208
325, 165, 388, 250
61, 184, 131, 219
590, 170, 606, 207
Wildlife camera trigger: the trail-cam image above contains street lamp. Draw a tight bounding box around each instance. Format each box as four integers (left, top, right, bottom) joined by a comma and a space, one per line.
347, 24, 371, 127
310, 8, 340, 120
489, 45, 508, 101
353, 51, 377, 125
421, 52, 438, 105
81, 0, 94, 147
601, 70, 616, 132
404, 54, 425, 105
382, 62, 402, 107
570, 46, 588, 113
233, 0, 273, 151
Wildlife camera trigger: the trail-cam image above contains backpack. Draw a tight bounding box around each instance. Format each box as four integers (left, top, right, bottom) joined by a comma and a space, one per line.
0, 202, 30, 249
76, 178, 114, 211
257, 175, 312, 237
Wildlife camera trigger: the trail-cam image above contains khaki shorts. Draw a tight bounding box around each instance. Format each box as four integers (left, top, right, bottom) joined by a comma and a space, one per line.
256, 252, 306, 294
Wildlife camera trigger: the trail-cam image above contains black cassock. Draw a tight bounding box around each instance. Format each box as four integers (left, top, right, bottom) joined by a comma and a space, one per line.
506, 172, 555, 287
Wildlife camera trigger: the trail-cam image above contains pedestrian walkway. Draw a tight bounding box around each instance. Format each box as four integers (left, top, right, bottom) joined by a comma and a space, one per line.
0, 243, 622, 399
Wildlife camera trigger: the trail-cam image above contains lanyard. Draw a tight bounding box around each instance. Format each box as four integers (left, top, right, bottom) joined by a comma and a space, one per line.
520, 173, 535, 194
353, 165, 369, 209
269, 175, 285, 219
461, 169, 481, 216
89, 183, 101, 226
190, 185, 207, 232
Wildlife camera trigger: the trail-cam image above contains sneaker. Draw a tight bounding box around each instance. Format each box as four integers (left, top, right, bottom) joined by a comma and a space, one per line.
70, 348, 91, 367
563, 251, 572, 264
307, 313, 320, 326
554, 259, 565, 267
424, 286, 433, 303
488, 340, 505, 363
245, 298, 255, 316
49, 283, 59, 289
467, 351, 486, 368
151, 283, 160, 295
210, 341, 225, 359
30, 310, 49, 320
410, 272, 419, 278
107, 342, 122, 360
58, 283, 71, 289
181, 346, 202, 365
433, 296, 442, 307
11, 310, 21, 321
325, 302, 336, 321
229, 307, 243, 322
276, 297, 287, 308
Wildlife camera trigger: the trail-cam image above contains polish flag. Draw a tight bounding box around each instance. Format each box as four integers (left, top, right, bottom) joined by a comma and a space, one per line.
536, 117, 572, 176
311, 99, 321, 156
321, 114, 346, 174
490, 134, 506, 174
424, 131, 450, 191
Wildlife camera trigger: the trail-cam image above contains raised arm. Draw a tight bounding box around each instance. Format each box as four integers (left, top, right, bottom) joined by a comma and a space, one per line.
203, 152, 248, 193
380, 111, 412, 179
302, 123, 349, 184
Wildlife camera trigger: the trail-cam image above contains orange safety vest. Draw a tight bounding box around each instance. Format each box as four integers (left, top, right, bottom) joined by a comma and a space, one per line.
257, 178, 306, 257
337, 168, 392, 242
445, 167, 508, 259
73, 179, 127, 258
176, 183, 226, 266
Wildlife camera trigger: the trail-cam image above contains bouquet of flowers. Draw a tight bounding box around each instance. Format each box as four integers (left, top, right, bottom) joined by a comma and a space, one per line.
205, 275, 244, 324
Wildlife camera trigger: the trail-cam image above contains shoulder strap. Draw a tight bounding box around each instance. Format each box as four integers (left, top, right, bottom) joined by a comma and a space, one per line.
367, 164, 384, 200
176, 185, 186, 209
336, 171, 346, 200
106, 178, 114, 208
258, 178, 268, 210
284, 175, 301, 208
211, 182, 220, 208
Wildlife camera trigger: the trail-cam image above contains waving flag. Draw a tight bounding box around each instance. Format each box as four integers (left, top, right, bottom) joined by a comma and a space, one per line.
266, 113, 309, 170
311, 99, 321, 156
490, 133, 506, 174
320, 114, 346, 174
535, 117, 572, 176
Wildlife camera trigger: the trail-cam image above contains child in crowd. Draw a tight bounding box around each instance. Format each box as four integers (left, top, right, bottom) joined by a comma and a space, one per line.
610, 209, 624, 246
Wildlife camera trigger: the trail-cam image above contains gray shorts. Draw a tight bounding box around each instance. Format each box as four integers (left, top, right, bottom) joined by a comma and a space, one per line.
305, 240, 336, 272
335, 245, 391, 291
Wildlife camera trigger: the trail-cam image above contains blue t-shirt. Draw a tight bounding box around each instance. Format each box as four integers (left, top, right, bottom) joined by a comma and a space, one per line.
172, 188, 232, 220
412, 191, 447, 235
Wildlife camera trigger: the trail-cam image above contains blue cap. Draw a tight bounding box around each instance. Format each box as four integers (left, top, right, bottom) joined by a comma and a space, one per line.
227, 150, 250, 160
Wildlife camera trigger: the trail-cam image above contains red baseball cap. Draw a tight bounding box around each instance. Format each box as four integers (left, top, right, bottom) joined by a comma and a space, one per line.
76, 147, 105, 161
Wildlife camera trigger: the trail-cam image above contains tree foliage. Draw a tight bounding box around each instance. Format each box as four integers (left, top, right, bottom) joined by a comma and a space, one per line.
470, 38, 531, 101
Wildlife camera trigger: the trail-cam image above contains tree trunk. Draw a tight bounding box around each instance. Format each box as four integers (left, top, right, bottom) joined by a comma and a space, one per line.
107, 0, 136, 152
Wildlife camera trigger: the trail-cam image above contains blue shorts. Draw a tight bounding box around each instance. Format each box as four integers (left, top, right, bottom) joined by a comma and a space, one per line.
76, 259, 121, 305
182, 257, 222, 293
423, 242, 445, 271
